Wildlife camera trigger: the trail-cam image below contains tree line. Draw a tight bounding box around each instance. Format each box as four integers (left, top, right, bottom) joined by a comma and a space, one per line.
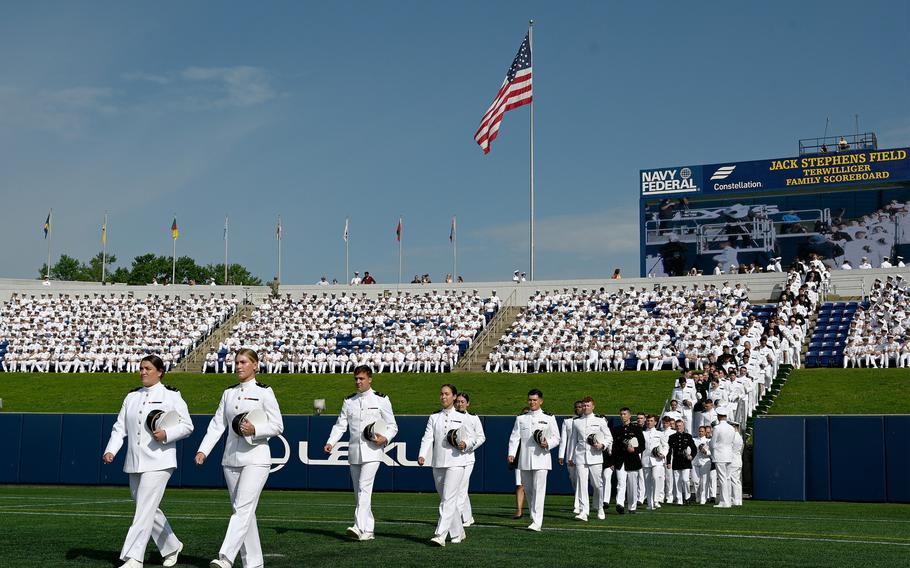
38, 252, 263, 286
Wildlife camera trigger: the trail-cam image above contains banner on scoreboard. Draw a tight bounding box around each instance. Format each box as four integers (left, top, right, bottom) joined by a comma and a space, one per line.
640, 148, 910, 198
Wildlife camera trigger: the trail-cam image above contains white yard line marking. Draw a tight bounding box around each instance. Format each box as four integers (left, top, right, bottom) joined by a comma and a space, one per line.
2, 510, 907, 548
0, 499, 130, 510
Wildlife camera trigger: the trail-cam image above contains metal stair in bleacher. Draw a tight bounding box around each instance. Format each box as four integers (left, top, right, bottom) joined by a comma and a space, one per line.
804, 301, 865, 367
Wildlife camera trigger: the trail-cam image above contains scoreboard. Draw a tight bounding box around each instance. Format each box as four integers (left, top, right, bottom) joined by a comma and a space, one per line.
639, 147, 910, 276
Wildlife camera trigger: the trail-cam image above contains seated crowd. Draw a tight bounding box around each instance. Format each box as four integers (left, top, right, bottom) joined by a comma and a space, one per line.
842, 276, 910, 368
484, 282, 801, 375
0, 293, 238, 372
205, 290, 500, 374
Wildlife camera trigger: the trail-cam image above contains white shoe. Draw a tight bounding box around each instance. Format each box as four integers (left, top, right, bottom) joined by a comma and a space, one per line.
527, 523, 541, 532
209, 559, 231, 568
162, 542, 183, 567
346, 526, 362, 539
574, 513, 588, 522
451, 533, 467, 544
462, 517, 475, 528
358, 531, 375, 541
430, 534, 446, 547
597, 509, 605, 520
119, 559, 143, 568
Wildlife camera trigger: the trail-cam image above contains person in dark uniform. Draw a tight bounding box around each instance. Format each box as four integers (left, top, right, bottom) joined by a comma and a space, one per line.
667, 419, 698, 505
659, 234, 688, 276
610, 408, 646, 514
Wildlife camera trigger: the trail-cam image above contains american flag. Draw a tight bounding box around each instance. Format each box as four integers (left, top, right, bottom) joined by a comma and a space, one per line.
474, 33, 532, 154
396, 218, 402, 242
276, 217, 282, 241
449, 216, 456, 243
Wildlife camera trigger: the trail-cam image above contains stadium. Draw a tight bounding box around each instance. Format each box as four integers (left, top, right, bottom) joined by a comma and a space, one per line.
2, 4, 909, 568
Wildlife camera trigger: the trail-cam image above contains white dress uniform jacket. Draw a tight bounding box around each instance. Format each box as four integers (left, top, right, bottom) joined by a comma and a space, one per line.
462, 413, 485, 464
709, 420, 736, 464
105, 382, 194, 473
197, 380, 284, 467
419, 408, 478, 468
641, 427, 669, 468
508, 409, 560, 471
558, 417, 577, 463
327, 388, 398, 464
571, 414, 613, 465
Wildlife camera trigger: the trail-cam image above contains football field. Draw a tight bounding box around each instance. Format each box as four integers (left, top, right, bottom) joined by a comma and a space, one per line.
1, 485, 907, 567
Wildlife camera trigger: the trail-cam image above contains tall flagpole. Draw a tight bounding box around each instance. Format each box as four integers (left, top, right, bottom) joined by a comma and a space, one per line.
398, 217, 403, 289
171, 214, 177, 285
46, 209, 52, 279
344, 217, 350, 285
224, 215, 229, 284
277, 215, 282, 284
101, 212, 107, 284
528, 19, 536, 282
452, 216, 457, 284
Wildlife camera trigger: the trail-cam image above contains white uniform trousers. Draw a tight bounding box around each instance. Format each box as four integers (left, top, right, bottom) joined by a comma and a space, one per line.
643, 465, 664, 509
567, 464, 581, 512
730, 464, 743, 506
220, 465, 269, 567
715, 462, 732, 507
602, 466, 614, 506
574, 463, 603, 517
672, 469, 691, 503
710, 468, 717, 498
637, 468, 646, 503
433, 466, 467, 539
693, 461, 712, 504
519, 469, 548, 527
351, 461, 381, 534
121, 470, 180, 562
663, 465, 673, 503
458, 463, 475, 523
614, 468, 639, 511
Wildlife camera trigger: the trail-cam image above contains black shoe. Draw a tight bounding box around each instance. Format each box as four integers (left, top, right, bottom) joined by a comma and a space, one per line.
628, 509, 636, 514
616, 505, 625, 515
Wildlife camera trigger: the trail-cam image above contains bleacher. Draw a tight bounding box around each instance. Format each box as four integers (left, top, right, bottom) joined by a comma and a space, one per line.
805, 301, 863, 367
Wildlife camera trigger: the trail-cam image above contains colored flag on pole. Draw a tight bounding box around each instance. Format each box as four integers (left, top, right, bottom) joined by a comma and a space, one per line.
343, 218, 349, 243
43, 212, 51, 238
474, 33, 533, 154
396, 218, 402, 242
277, 218, 282, 241
171, 218, 179, 240
101, 222, 107, 245
450, 216, 456, 242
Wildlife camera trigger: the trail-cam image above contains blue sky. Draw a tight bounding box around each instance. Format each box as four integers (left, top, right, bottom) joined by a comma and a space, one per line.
1, 1, 908, 283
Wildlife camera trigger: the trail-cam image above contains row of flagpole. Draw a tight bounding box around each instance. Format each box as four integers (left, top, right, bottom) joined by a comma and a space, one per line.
41, 211, 459, 285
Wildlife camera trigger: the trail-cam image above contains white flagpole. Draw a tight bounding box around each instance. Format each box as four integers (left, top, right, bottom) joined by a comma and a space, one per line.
398, 217, 402, 289
224, 215, 229, 284
171, 214, 176, 285
344, 217, 350, 285
452, 216, 457, 284
277, 215, 282, 284
528, 19, 536, 282
46, 209, 52, 279
101, 212, 107, 284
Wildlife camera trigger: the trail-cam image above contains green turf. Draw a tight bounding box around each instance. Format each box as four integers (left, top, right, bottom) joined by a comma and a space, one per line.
0, 371, 676, 416
769, 368, 910, 415
0, 485, 907, 567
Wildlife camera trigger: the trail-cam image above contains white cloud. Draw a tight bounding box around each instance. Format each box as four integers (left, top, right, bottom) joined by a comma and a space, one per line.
180, 65, 275, 108
0, 85, 117, 135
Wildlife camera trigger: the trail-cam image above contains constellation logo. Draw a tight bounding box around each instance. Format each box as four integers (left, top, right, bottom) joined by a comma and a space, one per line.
710, 165, 736, 180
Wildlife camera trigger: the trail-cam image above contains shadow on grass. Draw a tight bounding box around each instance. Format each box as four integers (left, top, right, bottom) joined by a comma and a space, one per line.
273, 526, 350, 542
65, 548, 212, 567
